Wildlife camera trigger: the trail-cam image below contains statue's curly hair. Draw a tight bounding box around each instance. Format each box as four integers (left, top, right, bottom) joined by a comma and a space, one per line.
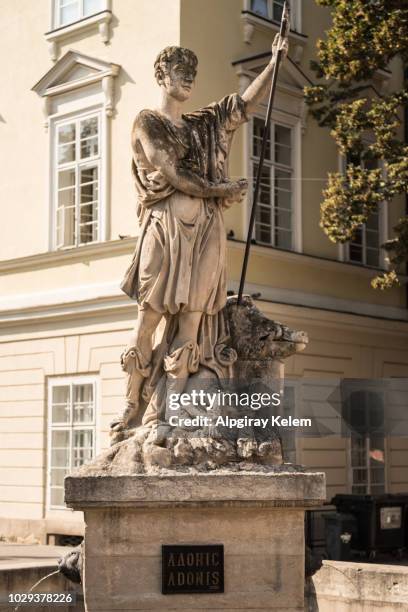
154, 46, 198, 83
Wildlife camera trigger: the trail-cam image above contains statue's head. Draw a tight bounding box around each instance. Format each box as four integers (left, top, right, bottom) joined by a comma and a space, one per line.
154, 46, 198, 102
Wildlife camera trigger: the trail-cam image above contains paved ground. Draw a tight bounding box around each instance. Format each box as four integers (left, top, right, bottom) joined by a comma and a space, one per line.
0, 545, 71, 570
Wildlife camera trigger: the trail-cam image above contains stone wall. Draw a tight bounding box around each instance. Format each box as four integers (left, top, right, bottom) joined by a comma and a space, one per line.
306, 560, 408, 611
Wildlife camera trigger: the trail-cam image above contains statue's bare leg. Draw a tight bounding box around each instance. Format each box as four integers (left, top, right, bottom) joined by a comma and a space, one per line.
128, 305, 163, 363
164, 311, 203, 407
172, 311, 202, 352
110, 306, 162, 441
142, 311, 203, 446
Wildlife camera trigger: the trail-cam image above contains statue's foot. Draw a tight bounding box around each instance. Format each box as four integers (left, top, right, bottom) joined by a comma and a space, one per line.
109, 427, 128, 446
109, 427, 138, 446
109, 402, 138, 446
143, 423, 172, 447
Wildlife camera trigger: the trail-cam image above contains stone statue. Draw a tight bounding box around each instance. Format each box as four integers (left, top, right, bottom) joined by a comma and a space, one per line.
108, 36, 304, 470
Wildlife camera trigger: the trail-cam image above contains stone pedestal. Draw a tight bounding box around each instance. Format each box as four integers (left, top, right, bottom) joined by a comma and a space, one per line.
65, 469, 325, 611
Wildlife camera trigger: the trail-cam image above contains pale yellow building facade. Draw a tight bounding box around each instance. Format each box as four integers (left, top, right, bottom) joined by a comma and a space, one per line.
0, 0, 407, 542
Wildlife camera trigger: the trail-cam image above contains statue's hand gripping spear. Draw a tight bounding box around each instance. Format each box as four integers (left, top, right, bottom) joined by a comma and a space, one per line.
237, 1, 291, 305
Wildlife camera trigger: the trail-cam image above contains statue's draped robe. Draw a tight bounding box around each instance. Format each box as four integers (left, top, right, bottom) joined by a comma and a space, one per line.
121, 94, 247, 423
122, 93, 247, 313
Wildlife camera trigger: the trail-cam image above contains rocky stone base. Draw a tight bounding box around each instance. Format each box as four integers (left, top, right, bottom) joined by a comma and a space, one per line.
88, 425, 283, 474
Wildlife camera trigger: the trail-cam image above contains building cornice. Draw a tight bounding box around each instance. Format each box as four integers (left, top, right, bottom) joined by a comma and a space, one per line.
227, 240, 403, 282
0, 238, 136, 275
1, 278, 407, 330
0, 238, 395, 281
1, 241, 407, 328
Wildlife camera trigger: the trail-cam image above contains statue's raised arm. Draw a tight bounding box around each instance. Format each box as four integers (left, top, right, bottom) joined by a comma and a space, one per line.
242, 33, 289, 115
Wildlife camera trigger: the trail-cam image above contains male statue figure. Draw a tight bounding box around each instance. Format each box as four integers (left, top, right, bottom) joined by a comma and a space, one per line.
111, 35, 288, 442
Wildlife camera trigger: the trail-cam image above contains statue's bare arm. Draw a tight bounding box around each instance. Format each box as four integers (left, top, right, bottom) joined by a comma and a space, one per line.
242, 34, 288, 116
136, 130, 247, 199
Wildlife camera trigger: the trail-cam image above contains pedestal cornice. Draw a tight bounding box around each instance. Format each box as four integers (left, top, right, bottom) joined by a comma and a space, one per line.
65, 469, 326, 510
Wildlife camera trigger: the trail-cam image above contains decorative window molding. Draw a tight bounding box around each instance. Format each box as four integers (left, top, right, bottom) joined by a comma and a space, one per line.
32, 50, 121, 125
233, 54, 311, 130
32, 51, 120, 250
241, 0, 306, 63
234, 54, 311, 252
46, 0, 112, 61
47, 376, 98, 510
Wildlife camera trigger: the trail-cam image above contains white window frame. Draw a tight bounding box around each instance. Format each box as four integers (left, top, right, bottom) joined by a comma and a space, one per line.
247, 110, 302, 252
249, 0, 285, 21
347, 434, 388, 495
243, 0, 302, 33
347, 208, 381, 268
51, 0, 109, 29
46, 0, 112, 61
337, 153, 388, 269
32, 52, 119, 251
47, 375, 99, 511
342, 385, 388, 495
50, 106, 107, 251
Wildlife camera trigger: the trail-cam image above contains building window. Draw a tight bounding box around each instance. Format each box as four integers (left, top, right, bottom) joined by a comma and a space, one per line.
342, 388, 386, 495
348, 210, 380, 267
252, 117, 293, 249
33, 52, 120, 249
343, 155, 383, 268
54, 112, 101, 249
350, 434, 386, 495
54, 0, 106, 28
251, 0, 285, 21
48, 378, 97, 509
242, 0, 303, 44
